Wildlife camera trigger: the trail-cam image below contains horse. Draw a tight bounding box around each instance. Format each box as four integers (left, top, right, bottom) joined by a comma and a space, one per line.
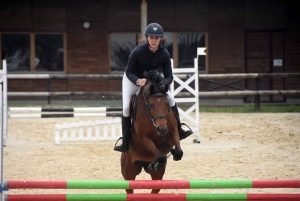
120, 71, 183, 194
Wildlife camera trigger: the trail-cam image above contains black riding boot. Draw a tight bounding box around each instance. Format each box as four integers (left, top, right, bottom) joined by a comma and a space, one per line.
171, 104, 193, 140
114, 116, 131, 152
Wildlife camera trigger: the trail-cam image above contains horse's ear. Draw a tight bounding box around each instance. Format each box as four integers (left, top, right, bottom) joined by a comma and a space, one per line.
143, 70, 149, 78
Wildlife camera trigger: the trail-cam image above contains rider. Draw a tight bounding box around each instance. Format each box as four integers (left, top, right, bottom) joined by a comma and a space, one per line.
114, 23, 193, 153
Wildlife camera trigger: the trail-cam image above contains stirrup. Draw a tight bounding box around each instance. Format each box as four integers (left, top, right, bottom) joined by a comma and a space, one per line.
179, 123, 193, 140
113, 137, 129, 152
114, 137, 123, 147
114, 144, 128, 152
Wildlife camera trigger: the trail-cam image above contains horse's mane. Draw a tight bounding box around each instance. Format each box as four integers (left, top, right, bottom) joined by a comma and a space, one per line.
143, 70, 169, 96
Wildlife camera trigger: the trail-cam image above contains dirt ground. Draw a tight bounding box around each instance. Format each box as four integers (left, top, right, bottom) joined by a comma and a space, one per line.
3, 113, 300, 195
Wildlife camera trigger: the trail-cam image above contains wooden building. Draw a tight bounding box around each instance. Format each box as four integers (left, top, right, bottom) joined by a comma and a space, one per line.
0, 0, 299, 103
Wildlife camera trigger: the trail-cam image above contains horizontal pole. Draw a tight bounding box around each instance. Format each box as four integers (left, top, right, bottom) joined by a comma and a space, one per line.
198, 90, 300, 97
8, 107, 122, 113
7, 90, 300, 97
8, 113, 122, 118
7, 92, 191, 97
5, 180, 300, 189
7, 92, 122, 96
4, 193, 300, 201
198, 73, 300, 79
7, 73, 300, 79
7, 74, 124, 79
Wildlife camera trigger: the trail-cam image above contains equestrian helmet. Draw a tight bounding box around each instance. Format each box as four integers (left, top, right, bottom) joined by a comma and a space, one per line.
145, 23, 163, 37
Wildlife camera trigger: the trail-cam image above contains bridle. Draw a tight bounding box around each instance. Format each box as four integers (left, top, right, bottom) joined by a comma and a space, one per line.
143, 93, 170, 127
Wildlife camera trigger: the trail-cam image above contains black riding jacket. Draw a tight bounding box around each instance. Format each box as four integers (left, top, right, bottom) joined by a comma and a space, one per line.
125, 42, 173, 86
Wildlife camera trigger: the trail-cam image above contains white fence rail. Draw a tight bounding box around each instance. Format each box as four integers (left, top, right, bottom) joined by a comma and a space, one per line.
54, 118, 122, 145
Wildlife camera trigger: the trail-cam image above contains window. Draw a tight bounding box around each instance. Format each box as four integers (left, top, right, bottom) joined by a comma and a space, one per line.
110, 33, 139, 72
1, 33, 65, 72
109, 32, 207, 72
35, 34, 64, 71
164, 32, 174, 59
177, 33, 206, 71
1, 34, 30, 71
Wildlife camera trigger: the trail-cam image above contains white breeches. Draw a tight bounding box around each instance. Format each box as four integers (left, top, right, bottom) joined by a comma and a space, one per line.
122, 73, 175, 117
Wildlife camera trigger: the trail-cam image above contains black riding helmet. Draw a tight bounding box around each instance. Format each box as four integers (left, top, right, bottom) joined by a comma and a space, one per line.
145, 23, 163, 37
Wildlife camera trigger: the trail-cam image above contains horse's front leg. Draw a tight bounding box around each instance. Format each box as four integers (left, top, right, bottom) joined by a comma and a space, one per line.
139, 137, 166, 171
170, 129, 183, 161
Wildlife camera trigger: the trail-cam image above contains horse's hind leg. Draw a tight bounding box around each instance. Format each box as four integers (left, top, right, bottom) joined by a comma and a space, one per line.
121, 154, 143, 193
144, 162, 167, 193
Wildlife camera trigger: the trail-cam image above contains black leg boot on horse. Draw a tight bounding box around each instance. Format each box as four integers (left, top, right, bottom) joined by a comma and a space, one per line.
114, 115, 131, 152
171, 104, 193, 140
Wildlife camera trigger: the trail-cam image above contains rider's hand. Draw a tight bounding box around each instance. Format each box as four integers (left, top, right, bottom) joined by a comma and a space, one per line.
137, 78, 147, 87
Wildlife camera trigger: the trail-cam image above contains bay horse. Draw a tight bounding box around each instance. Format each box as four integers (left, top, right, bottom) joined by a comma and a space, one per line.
120, 71, 183, 194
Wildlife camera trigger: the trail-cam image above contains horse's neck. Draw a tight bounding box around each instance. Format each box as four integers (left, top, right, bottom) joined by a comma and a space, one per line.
138, 87, 147, 102
143, 82, 152, 94
139, 82, 151, 98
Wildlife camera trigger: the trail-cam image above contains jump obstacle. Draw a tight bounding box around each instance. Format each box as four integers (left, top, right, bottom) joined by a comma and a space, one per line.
1, 180, 300, 201
7, 106, 123, 144
8, 107, 122, 118
54, 118, 122, 144
8, 107, 122, 112
3, 193, 300, 201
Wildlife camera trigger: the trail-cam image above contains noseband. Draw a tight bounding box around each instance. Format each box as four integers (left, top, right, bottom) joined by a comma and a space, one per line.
143, 93, 170, 127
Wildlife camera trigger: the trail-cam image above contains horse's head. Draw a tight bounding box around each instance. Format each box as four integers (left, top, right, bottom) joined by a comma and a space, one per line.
143, 90, 170, 136
141, 70, 171, 136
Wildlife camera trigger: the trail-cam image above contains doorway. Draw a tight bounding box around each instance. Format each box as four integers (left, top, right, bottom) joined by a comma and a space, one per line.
245, 31, 285, 102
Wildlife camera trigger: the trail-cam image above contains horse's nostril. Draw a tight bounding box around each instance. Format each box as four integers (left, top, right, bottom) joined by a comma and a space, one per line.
156, 126, 168, 135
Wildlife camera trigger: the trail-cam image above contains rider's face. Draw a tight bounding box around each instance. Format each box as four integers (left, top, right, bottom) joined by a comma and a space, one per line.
147, 36, 162, 48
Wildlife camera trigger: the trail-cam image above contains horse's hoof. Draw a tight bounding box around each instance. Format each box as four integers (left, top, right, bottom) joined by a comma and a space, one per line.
173, 150, 183, 161
170, 149, 183, 161
154, 163, 164, 171
148, 163, 154, 171
148, 162, 163, 171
